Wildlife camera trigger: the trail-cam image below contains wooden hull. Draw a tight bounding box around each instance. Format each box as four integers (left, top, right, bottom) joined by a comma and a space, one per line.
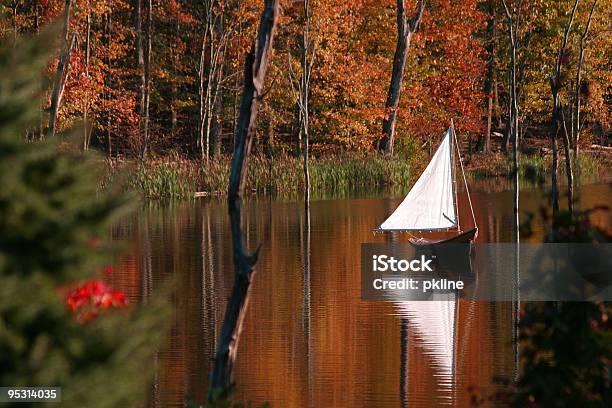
408, 228, 478, 278
408, 227, 478, 246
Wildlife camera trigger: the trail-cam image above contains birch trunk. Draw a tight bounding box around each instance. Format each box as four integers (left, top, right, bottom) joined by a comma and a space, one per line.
483, 1, 496, 153
141, 0, 152, 159
47, 0, 73, 138
199, 2, 228, 161
501, 0, 520, 242
301, 0, 314, 203
83, 3, 91, 150
105, 14, 113, 159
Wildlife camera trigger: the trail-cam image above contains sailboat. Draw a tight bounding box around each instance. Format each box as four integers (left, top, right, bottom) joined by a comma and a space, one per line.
376, 122, 478, 245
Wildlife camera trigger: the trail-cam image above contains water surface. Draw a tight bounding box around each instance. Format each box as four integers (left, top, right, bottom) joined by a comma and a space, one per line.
109, 183, 611, 407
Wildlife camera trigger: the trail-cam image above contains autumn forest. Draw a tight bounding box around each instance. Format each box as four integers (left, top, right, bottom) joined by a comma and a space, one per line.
0, 0, 610, 188
1, 1, 612, 406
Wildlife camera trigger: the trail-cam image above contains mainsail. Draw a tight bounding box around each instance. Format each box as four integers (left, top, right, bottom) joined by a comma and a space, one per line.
378, 130, 457, 231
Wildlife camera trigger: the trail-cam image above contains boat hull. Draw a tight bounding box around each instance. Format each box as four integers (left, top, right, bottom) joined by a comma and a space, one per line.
408, 227, 478, 246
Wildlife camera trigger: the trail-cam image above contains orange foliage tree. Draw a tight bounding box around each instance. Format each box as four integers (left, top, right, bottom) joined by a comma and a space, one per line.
1, 0, 607, 158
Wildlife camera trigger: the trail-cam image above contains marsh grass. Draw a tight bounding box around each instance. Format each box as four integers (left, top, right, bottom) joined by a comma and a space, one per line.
122, 153, 413, 199
467, 152, 605, 186
113, 151, 605, 199
128, 159, 200, 199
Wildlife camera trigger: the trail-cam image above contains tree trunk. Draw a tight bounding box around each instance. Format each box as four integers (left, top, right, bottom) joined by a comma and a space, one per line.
135, 0, 145, 130
502, 69, 511, 154
494, 77, 502, 128
35, 0, 44, 140
141, 0, 152, 159
510, 43, 519, 240
83, 2, 91, 150
485, 93, 493, 153
47, 0, 73, 138
199, 2, 229, 162
549, 0, 579, 218
170, 18, 179, 136
551, 108, 559, 216
211, 11, 226, 159
211, 87, 223, 158
135, 0, 151, 159
105, 13, 113, 159
300, 0, 314, 202
561, 110, 574, 213
501, 0, 520, 242
379, 0, 426, 156
199, 31, 206, 160
483, 1, 496, 153
573, 0, 598, 159
207, 0, 279, 399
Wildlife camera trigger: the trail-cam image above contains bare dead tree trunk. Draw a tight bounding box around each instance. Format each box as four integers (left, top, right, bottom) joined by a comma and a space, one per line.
198, 27, 207, 160
494, 77, 501, 129
501, 0, 520, 242
561, 109, 574, 214
501, 3, 522, 376
211, 80, 223, 158
502, 93, 511, 154
34, 0, 44, 140
135, 0, 145, 152
301, 0, 315, 203
207, 0, 279, 400
573, 0, 598, 159
550, 0, 579, 217
551, 119, 559, 214
289, 0, 316, 202
483, 1, 497, 153
83, 1, 91, 150
141, 0, 152, 159
47, 0, 73, 139
135, 0, 151, 159
170, 18, 179, 136
379, 0, 426, 156
105, 13, 113, 159
199, 1, 230, 162
232, 21, 243, 151
211, 12, 227, 159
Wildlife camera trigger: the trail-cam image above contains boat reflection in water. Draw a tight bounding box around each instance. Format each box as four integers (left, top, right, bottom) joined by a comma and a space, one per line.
396, 296, 458, 406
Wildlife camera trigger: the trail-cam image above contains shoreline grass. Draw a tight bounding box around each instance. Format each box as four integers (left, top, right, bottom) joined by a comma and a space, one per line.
104, 150, 609, 200
115, 153, 414, 199
466, 152, 608, 186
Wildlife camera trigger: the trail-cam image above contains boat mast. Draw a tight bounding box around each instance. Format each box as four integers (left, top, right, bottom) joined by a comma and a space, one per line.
452, 120, 477, 229
450, 119, 460, 231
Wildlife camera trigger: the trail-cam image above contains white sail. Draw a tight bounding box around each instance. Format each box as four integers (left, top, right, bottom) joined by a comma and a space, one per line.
379, 130, 456, 231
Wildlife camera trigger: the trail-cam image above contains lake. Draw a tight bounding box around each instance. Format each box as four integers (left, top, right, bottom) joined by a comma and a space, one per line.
109, 182, 611, 407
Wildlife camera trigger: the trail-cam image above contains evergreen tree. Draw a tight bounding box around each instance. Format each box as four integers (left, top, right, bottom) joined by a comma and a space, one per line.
0, 28, 169, 407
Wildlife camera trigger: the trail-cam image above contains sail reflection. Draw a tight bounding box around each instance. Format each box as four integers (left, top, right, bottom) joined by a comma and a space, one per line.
395, 295, 457, 406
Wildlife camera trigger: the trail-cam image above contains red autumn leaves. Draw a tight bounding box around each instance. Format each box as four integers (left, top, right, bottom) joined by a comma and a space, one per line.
63, 239, 128, 323
64, 278, 127, 323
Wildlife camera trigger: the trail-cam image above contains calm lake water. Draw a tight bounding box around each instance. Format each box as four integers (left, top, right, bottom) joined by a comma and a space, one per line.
109, 182, 611, 407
